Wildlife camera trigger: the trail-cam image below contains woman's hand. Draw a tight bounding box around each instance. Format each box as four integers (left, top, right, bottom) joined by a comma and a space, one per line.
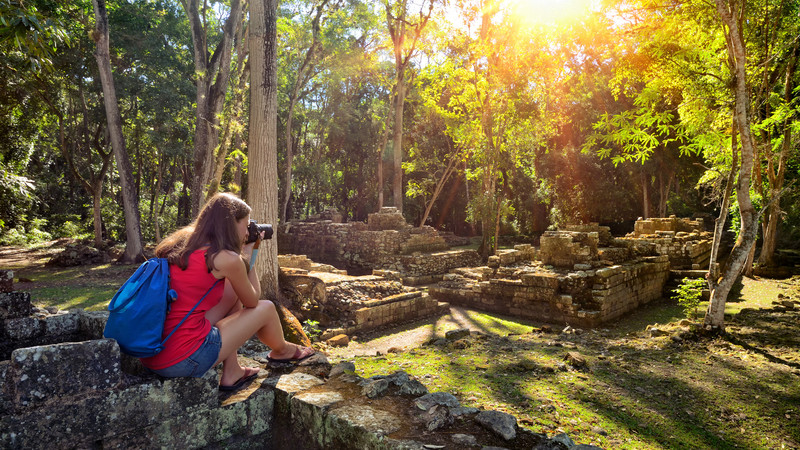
241, 231, 264, 259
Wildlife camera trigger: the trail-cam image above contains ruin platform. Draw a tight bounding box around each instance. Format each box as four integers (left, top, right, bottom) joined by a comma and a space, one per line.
430, 255, 670, 328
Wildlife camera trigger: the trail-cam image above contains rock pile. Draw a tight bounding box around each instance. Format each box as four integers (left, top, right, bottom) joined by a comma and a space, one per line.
325, 280, 408, 308
46, 243, 112, 266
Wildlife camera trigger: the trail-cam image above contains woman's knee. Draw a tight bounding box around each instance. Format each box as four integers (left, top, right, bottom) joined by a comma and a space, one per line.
255, 299, 276, 317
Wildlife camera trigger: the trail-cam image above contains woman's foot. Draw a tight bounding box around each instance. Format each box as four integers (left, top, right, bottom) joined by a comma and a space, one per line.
266, 344, 315, 363
219, 366, 261, 391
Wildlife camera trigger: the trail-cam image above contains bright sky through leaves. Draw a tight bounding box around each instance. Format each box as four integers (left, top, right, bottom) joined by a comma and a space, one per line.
511, 0, 593, 25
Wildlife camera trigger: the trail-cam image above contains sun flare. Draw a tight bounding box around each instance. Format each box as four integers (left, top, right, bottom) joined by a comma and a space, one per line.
511, 0, 592, 25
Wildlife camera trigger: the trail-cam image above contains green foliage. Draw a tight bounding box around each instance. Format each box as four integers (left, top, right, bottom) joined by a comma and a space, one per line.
301, 319, 322, 341
0, 0, 69, 72
55, 220, 90, 240
0, 0, 795, 255
672, 277, 705, 319
0, 217, 52, 246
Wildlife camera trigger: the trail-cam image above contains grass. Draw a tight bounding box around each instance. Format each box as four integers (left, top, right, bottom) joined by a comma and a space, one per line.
5, 248, 136, 311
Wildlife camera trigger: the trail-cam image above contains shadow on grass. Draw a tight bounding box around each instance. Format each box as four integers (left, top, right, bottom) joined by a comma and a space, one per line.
390, 313, 800, 449
15, 263, 135, 311
724, 307, 800, 370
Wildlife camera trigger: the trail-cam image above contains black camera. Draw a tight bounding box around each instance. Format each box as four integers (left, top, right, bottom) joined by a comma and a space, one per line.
246, 220, 273, 244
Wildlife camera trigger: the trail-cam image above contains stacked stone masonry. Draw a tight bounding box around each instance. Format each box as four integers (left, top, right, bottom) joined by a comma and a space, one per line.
279, 207, 478, 283
431, 255, 669, 328
631, 216, 704, 236
431, 228, 671, 328
623, 216, 712, 269
315, 278, 449, 340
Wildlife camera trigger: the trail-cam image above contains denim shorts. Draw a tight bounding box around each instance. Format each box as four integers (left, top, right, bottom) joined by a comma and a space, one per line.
150, 327, 222, 378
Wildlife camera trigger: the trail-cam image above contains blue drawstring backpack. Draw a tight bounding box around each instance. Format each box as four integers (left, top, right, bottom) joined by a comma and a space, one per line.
104, 258, 219, 358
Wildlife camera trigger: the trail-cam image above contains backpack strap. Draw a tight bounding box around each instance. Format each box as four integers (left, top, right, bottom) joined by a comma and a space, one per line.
160, 278, 222, 346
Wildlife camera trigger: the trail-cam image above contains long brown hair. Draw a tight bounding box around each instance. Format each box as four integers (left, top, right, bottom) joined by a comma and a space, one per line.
155, 193, 251, 271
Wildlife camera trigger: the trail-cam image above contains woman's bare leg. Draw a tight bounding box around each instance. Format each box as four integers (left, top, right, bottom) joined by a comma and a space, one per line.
207, 280, 253, 385
214, 300, 306, 379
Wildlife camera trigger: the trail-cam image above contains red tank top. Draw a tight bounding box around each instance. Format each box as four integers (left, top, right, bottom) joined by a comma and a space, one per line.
140, 248, 224, 370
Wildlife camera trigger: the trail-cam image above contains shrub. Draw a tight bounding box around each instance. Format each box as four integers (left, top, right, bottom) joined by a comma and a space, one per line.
302, 319, 322, 341
672, 277, 705, 319
0, 218, 52, 246
56, 220, 91, 240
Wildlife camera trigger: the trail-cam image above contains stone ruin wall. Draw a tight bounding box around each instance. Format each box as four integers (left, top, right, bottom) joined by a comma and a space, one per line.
321, 285, 448, 341
431, 226, 671, 328
0, 276, 597, 449
279, 207, 480, 283
277, 255, 450, 340
622, 216, 713, 270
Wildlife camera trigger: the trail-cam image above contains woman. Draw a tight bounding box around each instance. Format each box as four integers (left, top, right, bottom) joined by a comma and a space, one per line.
141, 192, 315, 391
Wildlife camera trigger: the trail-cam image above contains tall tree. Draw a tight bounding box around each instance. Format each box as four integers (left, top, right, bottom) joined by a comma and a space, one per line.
280, 0, 329, 224
250, 0, 310, 346
249, 0, 280, 299
752, 4, 800, 268
91, 0, 145, 263
53, 83, 113, 248
384, 0, 434, 213
704, 0, 761, 329
182, 0, 244, 216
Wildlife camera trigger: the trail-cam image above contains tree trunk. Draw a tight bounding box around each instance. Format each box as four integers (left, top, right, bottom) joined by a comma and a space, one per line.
641, 169, 650, 219
384, 0, 433, 214
209, 19, 249, 197
281, 99, 297, 224
184, 0, 243, 216
153, 151, 163, 243
281, 1, 327, 223
53, 106, 105, 247
419, 151, 458, 227
249, 0, 280, 300
377, 96, 393, 210
434, 175, 462, 230
743, 243, 756, 277
92, 192, 103, 245
705, 0, 760, 330
493, 196, 502, 256
91, 0, 145, 264
757, 41, 798, 267
657, 170, 673, 217
392, 78, 406, 212
249, 0, 309, 345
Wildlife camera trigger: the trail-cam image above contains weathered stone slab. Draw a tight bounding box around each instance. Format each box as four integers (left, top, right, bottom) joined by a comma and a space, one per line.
476, 410, 518, 440
269, 372, 326, 394
10, 339, 121, 407
415, 391, 460, 410
0, 292, 32, 320
4, 317, 42, 340
44, 311, 80, 336
329, 404, 403, 436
